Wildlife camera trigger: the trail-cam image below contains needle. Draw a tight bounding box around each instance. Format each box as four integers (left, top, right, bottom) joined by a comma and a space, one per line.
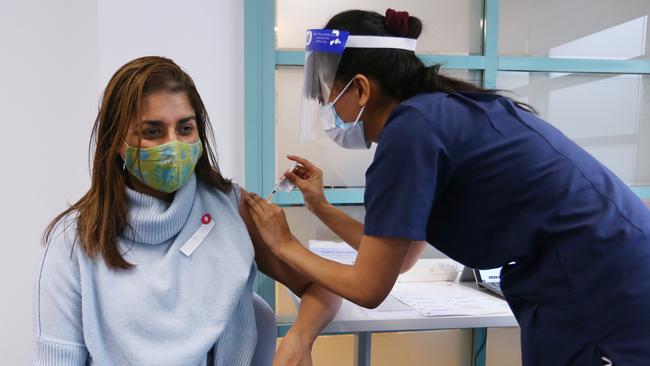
267, 162, 299, 202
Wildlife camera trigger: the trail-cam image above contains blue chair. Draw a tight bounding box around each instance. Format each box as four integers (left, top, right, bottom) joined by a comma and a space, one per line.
252, 292, 277, 366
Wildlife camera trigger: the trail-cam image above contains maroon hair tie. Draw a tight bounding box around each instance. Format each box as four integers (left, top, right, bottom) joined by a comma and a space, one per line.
384, 8, 410, 37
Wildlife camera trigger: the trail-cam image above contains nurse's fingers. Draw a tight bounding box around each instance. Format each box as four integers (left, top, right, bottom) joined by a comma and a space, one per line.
245, 200, 262, 225
287, 155, 319, 172
284, 170, 308, 190
252, 193, 276, 212
291, 165, 311, 179
244, 193, 266, 218
248, 205, 261, 223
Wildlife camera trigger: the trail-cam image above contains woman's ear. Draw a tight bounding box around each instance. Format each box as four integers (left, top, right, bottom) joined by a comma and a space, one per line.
353, 74, 371, 107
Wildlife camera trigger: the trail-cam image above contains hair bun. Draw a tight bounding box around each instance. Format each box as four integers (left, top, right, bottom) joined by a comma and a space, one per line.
384, 8, 409, 36
384, 8, 422, 39
406, 15, 423, 39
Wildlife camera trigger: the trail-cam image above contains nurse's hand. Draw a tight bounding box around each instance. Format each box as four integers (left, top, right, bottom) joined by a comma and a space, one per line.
245, 193, 294, 250
284, 155, 328, 213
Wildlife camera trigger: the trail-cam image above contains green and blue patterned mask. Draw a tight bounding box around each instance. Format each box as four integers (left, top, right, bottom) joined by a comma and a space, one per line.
123, 139, 203, 193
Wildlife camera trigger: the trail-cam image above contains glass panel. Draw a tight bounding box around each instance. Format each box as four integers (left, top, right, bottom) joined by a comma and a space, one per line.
276, 0, 484, 55
276, 67, 482, 187
499, 0, 650, 59
497, 72, 650, 185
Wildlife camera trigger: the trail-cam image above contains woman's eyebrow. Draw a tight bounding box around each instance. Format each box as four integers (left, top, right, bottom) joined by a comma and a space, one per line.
140, 116, 195, 125
141, 120, 164, 126
177, 116, 196, 124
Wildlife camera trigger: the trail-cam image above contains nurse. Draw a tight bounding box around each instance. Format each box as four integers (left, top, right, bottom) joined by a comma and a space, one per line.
245, 9, 650, 366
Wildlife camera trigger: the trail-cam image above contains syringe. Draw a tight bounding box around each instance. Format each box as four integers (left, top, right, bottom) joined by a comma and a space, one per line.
268, 162, 299, 201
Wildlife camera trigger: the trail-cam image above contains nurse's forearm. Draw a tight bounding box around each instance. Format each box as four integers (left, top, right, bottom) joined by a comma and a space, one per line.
289, 282, 342, 343
309, 203, 424, 273
310, 201, 364, 250
276, 238, 400, 308
280, 242, 372, 307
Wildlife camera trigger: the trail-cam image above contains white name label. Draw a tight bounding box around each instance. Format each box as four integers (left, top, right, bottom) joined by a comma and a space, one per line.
180, 221, 215, 256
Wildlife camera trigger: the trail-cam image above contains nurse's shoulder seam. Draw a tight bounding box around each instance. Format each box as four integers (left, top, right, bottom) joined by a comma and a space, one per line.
385, 100, 452, 148
393, 92, 474, 129
387, 102, 435, 130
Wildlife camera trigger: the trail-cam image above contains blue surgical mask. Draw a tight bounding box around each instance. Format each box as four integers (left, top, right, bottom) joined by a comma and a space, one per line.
320, 79, 371, 150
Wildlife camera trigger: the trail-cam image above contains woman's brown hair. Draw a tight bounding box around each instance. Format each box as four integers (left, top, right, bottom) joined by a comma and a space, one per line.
43, 56, 232, 270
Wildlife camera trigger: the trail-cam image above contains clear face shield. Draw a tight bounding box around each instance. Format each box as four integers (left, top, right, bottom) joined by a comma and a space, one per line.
299, 29, 348, 144
298, 29, 418, 144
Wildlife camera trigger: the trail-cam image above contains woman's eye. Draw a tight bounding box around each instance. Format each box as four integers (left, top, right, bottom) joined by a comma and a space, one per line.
143, 128, 161, 138
179, 125, 195, 134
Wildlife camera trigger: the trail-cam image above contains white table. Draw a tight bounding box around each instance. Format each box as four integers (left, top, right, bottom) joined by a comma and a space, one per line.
278, 281, 518, 366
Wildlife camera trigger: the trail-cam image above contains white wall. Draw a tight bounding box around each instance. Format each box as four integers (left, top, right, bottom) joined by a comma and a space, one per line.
0, 0, 244, 363
96, 0, 244, 182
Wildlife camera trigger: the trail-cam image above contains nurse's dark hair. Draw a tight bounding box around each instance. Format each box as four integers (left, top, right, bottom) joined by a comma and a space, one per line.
326, 10, 535, 112
43, 56, 232, 270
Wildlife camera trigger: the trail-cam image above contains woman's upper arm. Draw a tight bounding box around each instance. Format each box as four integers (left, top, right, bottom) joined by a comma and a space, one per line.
238, 187, 311, 296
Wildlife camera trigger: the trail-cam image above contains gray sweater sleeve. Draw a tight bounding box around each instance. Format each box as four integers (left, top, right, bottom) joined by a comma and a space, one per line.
33, 218, 88, 366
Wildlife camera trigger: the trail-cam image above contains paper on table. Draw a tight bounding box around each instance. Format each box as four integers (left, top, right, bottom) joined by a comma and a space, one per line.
374, 295, 414, 312
308, 240, 357, 265
307, 240, 511, 318
392, 282, 510, 317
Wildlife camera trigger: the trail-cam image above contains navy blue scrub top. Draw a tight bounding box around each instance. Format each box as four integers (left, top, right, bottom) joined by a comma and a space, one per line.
363, 92, 650, 365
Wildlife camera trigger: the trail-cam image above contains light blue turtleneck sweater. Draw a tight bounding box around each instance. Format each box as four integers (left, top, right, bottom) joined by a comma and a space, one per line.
33, 175, 258, 365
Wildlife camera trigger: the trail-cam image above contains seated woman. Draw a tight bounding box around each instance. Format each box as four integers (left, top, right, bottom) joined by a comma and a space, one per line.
32, 56, 340, 366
